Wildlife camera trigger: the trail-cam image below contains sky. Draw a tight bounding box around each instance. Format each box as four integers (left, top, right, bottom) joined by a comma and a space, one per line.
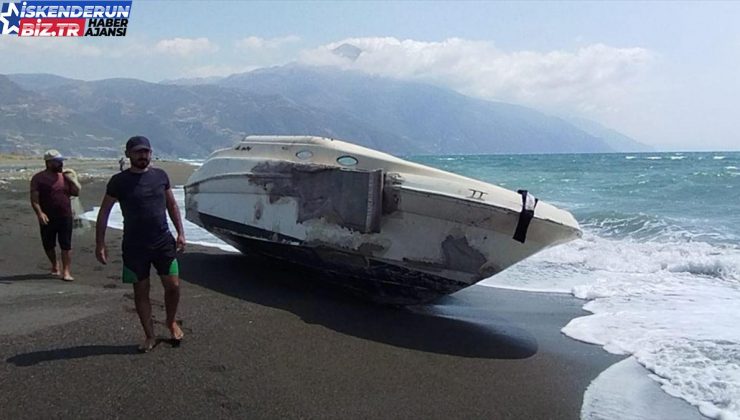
1, 0, 739, 151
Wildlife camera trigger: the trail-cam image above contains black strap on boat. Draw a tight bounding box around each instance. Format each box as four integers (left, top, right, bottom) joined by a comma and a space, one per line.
513, 189, 538, 243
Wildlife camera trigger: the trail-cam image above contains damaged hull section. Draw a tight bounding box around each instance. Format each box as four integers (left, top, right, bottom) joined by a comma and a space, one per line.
197, 213, 469, 305
185, 136, 582, 305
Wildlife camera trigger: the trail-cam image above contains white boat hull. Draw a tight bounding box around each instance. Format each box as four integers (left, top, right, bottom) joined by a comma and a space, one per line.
185, 136, 581, 304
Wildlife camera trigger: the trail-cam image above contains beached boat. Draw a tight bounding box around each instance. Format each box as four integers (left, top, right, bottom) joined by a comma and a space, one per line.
184, 136, 581, 305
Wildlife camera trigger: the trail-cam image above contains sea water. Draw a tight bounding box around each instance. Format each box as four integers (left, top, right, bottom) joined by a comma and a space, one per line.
84, 152, 740, 419
413, 152, 740, 420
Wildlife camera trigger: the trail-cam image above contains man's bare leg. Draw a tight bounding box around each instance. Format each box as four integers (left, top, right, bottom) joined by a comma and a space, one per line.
161, 274, 183, 340
61, 250, 73, 281
133, 278, 156, 351
44, 248, 59, 275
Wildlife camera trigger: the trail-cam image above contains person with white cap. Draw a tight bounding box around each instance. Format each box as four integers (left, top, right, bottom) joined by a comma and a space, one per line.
30, 149, 80, 281
95, 136, 186, 352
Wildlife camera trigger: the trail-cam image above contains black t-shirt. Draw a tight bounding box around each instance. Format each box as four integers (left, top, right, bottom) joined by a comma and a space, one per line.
106, 168, 172, 246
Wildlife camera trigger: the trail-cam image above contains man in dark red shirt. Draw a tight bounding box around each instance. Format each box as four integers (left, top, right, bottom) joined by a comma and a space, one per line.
30, 149, 80, 281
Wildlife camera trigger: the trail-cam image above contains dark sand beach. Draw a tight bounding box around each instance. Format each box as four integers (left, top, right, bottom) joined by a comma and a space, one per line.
0, 157, 624, 419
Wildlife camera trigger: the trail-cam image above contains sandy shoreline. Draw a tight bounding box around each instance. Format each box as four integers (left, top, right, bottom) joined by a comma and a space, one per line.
0, 156, 196, 187
0, 158, 628, 418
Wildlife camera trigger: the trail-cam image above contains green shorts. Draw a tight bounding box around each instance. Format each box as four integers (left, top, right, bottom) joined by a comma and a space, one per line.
121, 237, 179, 283
122, 259, 179, 284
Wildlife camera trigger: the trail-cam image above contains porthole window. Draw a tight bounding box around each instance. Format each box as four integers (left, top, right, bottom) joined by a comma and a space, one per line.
337, 155, 358, 166
296, 150, 313, 160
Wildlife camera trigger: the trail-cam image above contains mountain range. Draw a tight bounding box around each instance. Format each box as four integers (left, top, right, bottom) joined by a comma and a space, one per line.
0, 65, 650, 158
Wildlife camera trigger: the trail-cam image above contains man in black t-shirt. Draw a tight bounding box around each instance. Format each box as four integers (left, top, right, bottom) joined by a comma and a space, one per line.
95, 136, 186, 353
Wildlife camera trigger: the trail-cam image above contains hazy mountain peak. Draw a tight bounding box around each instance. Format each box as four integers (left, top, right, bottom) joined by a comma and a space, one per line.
566, 117, 651, 152
0, 74, 36, 103
332, 43, 363, 61
7, 73, 82, 92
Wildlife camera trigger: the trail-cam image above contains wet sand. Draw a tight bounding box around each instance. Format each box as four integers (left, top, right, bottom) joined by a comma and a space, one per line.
0, 158, 624, 419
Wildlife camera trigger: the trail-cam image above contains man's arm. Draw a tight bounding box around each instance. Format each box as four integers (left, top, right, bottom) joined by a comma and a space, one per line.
30, 179, 49, 225
66, 178, 80, 197
63, 169, 81, 197
165, 188, 186, 252
95, 194, 117, 264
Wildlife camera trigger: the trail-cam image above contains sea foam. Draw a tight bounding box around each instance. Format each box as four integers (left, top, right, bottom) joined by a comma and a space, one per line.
485, 229, 740, 419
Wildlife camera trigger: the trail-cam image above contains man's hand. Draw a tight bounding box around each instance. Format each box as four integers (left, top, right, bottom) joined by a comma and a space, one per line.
38, 212, 49, 225
95, 243, 108, 264
95, 194, 117, 265
176, 234, 186, 253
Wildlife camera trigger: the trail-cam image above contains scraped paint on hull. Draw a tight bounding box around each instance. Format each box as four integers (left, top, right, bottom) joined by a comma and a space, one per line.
198, 212, 472, 305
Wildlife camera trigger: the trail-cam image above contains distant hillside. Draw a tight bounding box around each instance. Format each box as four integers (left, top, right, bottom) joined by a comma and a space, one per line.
2, 66, 644, 157
7, 73, 84, 91
566, 117, 651, 152
219, 65, 614, 154
0, 75, 120, 156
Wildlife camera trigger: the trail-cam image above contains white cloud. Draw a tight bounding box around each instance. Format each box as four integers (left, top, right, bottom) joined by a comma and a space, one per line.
299, 37, 654, 114
0, 36, 225, 81
0, 36, 103, 56
153, 37, 218, 57
235, 35, 301, 51
0, 36, 218, 60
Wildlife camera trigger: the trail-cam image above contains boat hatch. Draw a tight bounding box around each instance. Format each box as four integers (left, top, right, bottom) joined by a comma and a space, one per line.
337, 155, 359, 166
296, 150, 313, 160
